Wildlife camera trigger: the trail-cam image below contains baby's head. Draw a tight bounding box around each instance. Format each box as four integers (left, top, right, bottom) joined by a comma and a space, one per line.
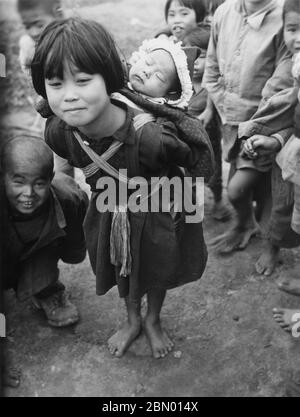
1, 135, 54, 216
18, 0, 63, 42
183, 25, 210, 80
165, 0, 207, 41
129, 38, 198, 108
283, 0, 300, 56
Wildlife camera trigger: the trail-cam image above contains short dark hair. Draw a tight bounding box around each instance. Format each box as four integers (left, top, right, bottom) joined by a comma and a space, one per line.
183, 25, 210, 49
165, 0, 207, 23
1, 134, 54, 178
283, 0, 300, 19
31, 17, 125, 99
17, 0, 63, 17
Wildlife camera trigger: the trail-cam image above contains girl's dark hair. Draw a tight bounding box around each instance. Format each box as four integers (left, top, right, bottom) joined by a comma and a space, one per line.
17, 0, 63, 17
164, 0, 207, 23
31, 17, 125, 98
183, 25, 210, 49
283, 0, 300, 19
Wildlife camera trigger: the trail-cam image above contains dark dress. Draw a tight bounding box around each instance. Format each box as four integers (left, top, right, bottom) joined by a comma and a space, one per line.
45, 100, 208, 301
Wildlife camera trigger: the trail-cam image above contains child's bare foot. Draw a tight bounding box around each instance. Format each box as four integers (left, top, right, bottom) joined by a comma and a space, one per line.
144, 318, 174, 359
272, 308, 300, 332
211, 201, 231, 221
108, 318, 142, 358
209, 223, 260, 254
3, 366, 21, 388
255, 242, 280, 276
278, 279, 300, 296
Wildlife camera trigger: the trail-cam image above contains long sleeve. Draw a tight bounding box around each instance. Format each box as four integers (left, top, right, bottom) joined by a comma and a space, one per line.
202, 10, 226, 123
238, 40, 297, 140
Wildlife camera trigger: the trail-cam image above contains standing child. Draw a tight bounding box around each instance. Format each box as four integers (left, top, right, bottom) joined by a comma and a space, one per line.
183, 25, 230, 220
31, 17, 208, 359
156, 0, 207, 42
271, 0, 300, 330
17, 0, 74, 178
203, 0, 297, 255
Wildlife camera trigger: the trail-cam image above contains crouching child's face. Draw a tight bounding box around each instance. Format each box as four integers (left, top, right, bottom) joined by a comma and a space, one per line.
3, 138, 54, 216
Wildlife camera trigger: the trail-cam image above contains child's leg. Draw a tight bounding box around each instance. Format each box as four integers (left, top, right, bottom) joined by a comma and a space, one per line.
210, 167, 262, 253
206, 120, 230, 221
256, 162, 300, 276
108, 296, 142, 357
144, 288, 174, 359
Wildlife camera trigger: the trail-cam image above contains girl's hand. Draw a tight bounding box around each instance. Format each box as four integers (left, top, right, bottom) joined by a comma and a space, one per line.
198, 107, 213, 129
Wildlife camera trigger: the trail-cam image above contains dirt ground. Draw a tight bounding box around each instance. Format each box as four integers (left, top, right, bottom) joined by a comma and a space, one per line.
2, 0, 300, 398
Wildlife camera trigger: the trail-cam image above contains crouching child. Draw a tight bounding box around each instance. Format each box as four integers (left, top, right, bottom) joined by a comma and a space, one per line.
1, 134, 88, 327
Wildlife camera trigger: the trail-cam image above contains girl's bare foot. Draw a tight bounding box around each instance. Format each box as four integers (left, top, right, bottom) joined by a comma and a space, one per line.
278, 279, 300, 296
144, 318, 174, 359
272, 308, 300, 333
255, 242, 280, 276
209, 223, 260, 254
108, 318, 142, 358
211, 201, 231, 222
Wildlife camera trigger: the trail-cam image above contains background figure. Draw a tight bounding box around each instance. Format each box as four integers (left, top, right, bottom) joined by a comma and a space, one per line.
184, 25, 230, 220
17, 0, 74, 178
203, 0, 296, 258
156, 0, 207, 42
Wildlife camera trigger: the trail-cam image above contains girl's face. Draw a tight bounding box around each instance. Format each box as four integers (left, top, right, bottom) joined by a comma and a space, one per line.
45, 65, 110, 130
166, 0, 197, 41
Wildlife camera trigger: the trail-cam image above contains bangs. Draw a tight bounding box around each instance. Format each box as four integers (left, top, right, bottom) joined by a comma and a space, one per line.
43, 30, 103, 80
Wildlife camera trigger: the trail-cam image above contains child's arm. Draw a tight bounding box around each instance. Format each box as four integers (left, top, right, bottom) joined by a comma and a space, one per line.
202, 7, 226, 124
18, 34, 36, 74
241, 134, 282, 160
238, 39, 297, 145
197, 95, 215, 128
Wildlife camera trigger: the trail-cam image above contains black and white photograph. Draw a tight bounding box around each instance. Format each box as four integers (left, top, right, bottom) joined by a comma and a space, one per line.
0, 0, 300, 399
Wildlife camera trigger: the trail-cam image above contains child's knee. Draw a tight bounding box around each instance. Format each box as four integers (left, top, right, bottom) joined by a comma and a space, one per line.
227, 180, 245, 203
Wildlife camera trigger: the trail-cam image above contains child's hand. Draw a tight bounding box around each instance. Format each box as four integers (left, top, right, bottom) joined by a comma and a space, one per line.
246, 135, 282, 156
241, 138, 257, 160
198, 107, 213, 129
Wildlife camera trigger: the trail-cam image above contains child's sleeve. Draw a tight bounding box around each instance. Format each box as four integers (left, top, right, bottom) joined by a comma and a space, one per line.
139, 119, 200, 171
45, 116, 70, 160
238, 39, 297, 145
18, 34, 36, 75
202, 7, 226, 124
